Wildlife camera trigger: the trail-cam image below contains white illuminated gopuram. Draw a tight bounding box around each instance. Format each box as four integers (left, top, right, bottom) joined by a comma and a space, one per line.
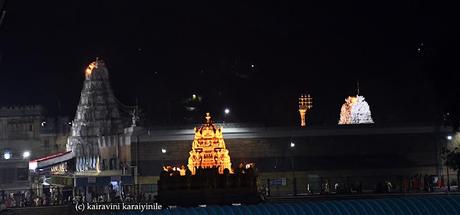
338, 95, 374, 124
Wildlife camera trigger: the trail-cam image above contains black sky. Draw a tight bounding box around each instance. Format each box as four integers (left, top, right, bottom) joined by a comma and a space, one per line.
0, 1, 459, 126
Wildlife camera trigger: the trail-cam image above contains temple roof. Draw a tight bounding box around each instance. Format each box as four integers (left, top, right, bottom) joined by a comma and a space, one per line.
194, 113, 222, 139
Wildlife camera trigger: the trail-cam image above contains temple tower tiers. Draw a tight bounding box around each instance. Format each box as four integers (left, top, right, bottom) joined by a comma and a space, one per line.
188, 113, 232, 175
67, 59, 123, 172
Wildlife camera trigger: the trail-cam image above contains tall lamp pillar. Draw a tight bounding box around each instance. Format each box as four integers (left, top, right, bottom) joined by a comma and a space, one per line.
298, 94, 313, 127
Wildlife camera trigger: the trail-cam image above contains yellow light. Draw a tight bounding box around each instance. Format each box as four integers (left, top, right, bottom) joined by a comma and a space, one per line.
350, 96, 358, 104
299, 94, 313, 127
85, 61, 98, 78
179, 165, 186, 176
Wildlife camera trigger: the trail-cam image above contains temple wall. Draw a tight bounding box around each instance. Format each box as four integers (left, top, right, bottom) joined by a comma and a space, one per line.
130, 127, 446, 196
0, 159, 29, 190
0, 106, 69, 159
134, 131, 442, 178
257, 166, 439, 196
96, 129, 132, 171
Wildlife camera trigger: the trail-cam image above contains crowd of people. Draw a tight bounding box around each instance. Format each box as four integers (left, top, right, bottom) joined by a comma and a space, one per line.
261, 173, 455, 197
159, 163, 258, 191
71, 190, 148, 204
0, 190, 32, 209
0, 186, 149, 210
1, 172, 457, 210
0, 189, 71, 209
319, 175, 449, 195
157, 163, 262, 206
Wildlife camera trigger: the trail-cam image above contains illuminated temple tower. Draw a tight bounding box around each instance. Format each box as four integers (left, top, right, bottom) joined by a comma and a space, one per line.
338, 95, 374, 124
67, 59, 124, 172
187, 113, 232, 175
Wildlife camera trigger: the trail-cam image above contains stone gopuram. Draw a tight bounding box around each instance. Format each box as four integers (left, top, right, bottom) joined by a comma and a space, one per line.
66, 59, 124, 172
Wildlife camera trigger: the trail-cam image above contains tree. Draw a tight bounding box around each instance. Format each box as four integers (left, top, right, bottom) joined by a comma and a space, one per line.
443, 147, 460, 190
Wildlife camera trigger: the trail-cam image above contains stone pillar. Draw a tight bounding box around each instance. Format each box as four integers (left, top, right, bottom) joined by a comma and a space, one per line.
76, 157, 81, 172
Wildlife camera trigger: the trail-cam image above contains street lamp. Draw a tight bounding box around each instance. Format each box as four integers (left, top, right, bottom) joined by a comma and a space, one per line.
161, 148, 167, 154
446, 135, 453, 192
289, 141, 297, 195
223, 108, 231, 123
3, 151, 11, 160
23, 151, 31, 159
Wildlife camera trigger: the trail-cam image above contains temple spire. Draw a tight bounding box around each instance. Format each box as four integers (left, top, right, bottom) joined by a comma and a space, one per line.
357, 81, 360, 96
205, 112, 211, 124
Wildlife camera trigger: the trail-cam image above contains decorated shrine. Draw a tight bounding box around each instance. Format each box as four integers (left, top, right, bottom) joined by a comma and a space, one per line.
157, 113, 260, 206
188, 113, 232, 175
338, 95, 374, 124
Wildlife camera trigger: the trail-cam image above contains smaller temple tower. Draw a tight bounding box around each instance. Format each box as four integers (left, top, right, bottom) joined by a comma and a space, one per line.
298, 94, 313, 127
338, 84, 374, 124
187, 113, 232, 175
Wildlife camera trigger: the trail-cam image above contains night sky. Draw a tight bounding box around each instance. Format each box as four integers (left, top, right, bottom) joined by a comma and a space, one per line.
0, 1, 459, 126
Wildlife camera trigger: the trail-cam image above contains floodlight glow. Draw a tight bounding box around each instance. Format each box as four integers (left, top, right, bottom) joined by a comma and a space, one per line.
224, 108, 230, 114
161, 148, 167, 154
447, 135, 453, 140
23, 151, 31, 159
290, 142, 295, 148
29, 161, 37, 170
3, 151, 11, 160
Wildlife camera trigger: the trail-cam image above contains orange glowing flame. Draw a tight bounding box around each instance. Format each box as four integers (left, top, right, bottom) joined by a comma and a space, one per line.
85, 61, 98, 77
